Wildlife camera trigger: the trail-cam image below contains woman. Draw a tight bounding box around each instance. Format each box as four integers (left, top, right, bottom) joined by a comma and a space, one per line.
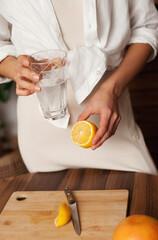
0, 0, 157, 174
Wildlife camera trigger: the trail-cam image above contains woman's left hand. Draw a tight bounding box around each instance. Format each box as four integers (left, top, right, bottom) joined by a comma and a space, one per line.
77, 82, 121, 150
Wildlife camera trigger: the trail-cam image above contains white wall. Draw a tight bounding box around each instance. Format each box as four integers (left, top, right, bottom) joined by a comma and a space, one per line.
0, 83, 17, 136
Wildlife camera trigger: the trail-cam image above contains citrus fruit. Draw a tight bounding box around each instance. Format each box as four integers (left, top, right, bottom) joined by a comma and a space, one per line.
54, 202, 71, 227
52, 57, 64, 68
113, 215, 158, 240
71, 120, 98, 148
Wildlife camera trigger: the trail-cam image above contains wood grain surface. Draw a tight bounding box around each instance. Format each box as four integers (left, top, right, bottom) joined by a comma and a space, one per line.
0, 169, 158, 219
0, 190, 128, 239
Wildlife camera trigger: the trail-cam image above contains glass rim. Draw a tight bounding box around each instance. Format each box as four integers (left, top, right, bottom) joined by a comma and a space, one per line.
27, 49, 67, 65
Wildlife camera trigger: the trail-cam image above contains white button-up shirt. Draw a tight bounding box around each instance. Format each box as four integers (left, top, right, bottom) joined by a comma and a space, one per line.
0, 0, 158, 102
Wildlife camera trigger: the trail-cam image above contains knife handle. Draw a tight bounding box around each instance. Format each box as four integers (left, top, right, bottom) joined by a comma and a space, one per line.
64, 187, 75, 205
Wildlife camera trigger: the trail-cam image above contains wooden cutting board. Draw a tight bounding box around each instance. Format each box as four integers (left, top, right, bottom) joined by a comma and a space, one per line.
0, 190, 128, 240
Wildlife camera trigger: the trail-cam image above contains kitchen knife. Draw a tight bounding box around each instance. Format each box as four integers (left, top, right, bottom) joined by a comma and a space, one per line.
64, 187, 81, 236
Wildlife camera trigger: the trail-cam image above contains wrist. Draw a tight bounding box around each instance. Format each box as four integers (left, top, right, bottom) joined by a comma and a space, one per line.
0, 56, 17, 81
100, 43, 153, 98
100, 73, 123, 99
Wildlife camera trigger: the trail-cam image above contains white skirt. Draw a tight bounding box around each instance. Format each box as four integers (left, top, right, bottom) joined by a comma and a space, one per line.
17, 70, 157, 175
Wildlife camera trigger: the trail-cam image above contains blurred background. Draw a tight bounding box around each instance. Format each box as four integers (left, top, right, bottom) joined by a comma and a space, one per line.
0, 1, 158, 179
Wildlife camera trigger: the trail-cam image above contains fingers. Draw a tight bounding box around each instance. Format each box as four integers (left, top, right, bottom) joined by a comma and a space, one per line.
111, 115, 121, 135
92, 110, 121, 150
77, 107, 92, 122
17, 55, 40, 82
77, 105, 121, 150
16, 87, 34, 96
17, 78, 41, 93
20, 68, 40, 82
92, 109, 111, 147
15, 55, 41, 96
18, 55, 30, 67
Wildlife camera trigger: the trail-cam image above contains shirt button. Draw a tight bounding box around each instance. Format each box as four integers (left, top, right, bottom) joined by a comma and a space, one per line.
57, 32, 61, 38
96, 70, 101, 75
132, 134, 139, 141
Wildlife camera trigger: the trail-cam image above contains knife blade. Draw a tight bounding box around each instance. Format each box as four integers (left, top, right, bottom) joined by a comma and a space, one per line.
64, 187, 81, 236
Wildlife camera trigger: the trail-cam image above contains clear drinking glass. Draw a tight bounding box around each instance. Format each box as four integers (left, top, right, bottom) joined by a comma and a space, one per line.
28, 49, 67, 120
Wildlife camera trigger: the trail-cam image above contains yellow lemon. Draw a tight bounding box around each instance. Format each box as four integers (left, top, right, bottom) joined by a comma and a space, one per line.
54, 202, 71, 227
53, 57, 64, 69
71, 120, 98, 148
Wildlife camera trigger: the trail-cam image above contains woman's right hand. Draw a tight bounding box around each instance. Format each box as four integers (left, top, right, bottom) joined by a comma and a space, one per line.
14, 55, 41, 96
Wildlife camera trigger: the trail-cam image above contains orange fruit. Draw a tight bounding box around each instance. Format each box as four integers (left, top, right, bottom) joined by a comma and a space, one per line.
113, 215, 158, 240
54, 202, 71, 227
71, 120, 98, 148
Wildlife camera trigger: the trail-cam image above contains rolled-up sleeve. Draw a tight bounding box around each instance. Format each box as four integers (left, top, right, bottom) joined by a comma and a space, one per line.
128, 0, 158, 61
0, 15, 16, 83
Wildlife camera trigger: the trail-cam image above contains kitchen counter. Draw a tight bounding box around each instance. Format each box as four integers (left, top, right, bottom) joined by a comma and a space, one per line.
0, 169, 158, 218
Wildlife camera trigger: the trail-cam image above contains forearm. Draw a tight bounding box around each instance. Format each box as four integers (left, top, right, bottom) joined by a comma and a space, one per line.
0, 56, 17, 81
101, 43, 153, 97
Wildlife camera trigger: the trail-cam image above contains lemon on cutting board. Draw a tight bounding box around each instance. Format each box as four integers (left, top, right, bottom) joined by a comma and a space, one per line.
54, 202, 71, 227
71, 120, 98, 148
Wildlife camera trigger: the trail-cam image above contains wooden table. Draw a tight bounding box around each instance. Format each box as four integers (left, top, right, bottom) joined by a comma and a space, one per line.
0, 169, 158, 218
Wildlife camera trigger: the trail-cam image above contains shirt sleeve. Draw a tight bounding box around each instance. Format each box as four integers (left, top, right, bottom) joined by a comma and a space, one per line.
128, 0, 158, 62
0, 15, 17, 83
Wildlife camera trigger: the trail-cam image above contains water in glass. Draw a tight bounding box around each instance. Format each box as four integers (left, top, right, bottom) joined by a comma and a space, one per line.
37, 77, 67, 120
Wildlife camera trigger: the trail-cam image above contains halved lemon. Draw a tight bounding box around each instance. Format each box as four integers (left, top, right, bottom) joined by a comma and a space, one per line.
71, 120, 98, 148
54, 202, 71, 227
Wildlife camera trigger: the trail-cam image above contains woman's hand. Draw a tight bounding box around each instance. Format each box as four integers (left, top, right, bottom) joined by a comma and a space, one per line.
14, 55, 41, 96
78, 43, 154, 150
77, 80, 121, 150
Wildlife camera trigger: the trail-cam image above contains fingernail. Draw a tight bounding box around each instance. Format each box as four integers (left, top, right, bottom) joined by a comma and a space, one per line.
35, 86, 41, 92
24, 59, 29, 66
33, 75, 39, 81
91, 145, 96, 150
